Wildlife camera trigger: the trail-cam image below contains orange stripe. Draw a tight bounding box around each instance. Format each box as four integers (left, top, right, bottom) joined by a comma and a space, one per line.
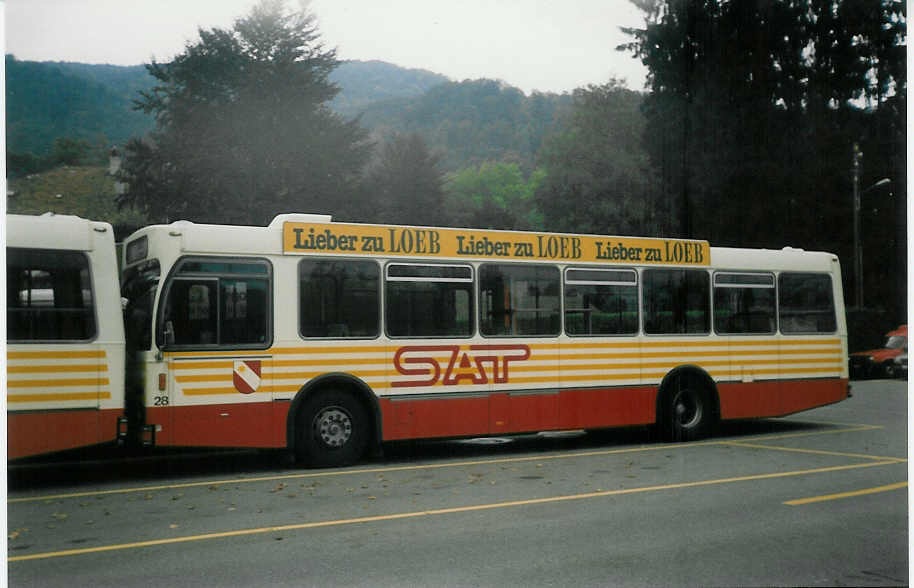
171, 361, 233, 370
7, 377, 110, 388
8, 350, 107, 359
163, 340, 841, 360
176, 368, 389, 384
7, 364, 108, 374
8, 391, 112, 403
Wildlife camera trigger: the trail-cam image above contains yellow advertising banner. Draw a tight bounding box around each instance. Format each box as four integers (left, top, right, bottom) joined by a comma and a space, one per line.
283, 222, 710, 266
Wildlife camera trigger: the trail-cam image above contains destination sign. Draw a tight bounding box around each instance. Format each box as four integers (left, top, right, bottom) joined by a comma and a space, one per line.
283, 222, 710, 266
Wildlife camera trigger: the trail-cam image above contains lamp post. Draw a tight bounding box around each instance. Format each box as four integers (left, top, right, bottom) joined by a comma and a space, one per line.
851, 142, 891, 309
853, 144, 862, 309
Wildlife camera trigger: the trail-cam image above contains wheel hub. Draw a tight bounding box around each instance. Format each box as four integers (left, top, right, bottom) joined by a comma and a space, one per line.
313, 407, 352, 448
674, 390, 702, 428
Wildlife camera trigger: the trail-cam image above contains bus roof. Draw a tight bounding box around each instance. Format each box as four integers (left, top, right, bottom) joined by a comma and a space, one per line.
6, 213, 114, 251
124, 213, 838, 272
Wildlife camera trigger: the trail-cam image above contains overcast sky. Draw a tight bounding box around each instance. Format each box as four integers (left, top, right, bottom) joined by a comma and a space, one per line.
4, 0, 649, 94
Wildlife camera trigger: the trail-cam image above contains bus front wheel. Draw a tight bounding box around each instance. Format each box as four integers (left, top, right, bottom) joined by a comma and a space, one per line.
296, 389, 368, 468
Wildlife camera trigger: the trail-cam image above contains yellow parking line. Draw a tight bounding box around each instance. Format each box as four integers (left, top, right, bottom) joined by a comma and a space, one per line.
721, 441, 906, 463
9, 460, 899, 562
9, 422, 888, 504
8, 443, 707, 503
785, 481, 907, 506
726, 424, 882, 444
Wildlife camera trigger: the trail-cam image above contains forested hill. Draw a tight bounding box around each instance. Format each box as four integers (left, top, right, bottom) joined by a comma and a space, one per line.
328, 60, 450, 118
5, 56, 156, 156
7, 56, 568, 172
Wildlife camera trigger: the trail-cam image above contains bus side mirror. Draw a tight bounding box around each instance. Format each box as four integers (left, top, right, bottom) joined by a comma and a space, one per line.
163, 320, 175, 346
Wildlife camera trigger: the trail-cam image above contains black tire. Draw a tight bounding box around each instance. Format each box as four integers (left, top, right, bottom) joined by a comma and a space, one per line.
660, 373, 713, 442
296, 389, 369, 468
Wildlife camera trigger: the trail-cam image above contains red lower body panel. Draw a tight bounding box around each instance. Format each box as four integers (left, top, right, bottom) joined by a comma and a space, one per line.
718, 378, 849, 420
8, 408, 123, 459
142, 378, 849, 449
380, 386, 657, 441
147, 402, 288, 448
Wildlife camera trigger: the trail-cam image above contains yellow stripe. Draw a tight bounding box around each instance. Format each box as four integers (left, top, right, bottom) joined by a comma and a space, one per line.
7, 364, 108, 374
166, 346, 388, 358
8, 350, 106, 359
535, 338, 841, 351
723, 441, 906, 463
163, 339, 843, 358
271, 357, 389, 367
7, 377, 110, 388
519, 358, 843, 372
177, 369, 389, 384
182, 388, 250, 396
164, 341, 841, 360
171, 360, 234, 370
559, 348, 840, 360
170, 357, 391, 370
8, 391, 112, 403
784, 481, 907, 506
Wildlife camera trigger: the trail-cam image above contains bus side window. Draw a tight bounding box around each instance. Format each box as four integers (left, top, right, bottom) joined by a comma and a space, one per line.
480, 264, 560, 337
643, 269, 710, 335
778, 273, 836, 334
564, 268, 638, 336
299, 259, 380, 339
385, 264, 473, 338
162, 280, 218, 345
159, 258, 272, 348
713, 273, 776, 335
6, 248, 97, 342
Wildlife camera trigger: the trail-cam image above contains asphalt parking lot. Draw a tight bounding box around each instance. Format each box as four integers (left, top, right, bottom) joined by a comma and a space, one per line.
8, 378, 908, 587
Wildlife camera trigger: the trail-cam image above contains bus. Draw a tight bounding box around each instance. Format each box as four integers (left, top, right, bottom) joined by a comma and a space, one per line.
6, 213, 126, 459
118, 214, 848, 467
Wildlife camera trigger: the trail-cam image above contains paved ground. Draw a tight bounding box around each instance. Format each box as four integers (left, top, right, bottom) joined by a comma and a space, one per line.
7, 378, 908, 586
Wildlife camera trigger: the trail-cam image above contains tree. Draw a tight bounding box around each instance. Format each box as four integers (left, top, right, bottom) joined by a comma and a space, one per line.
620, 0, 906, 248
51, 136, 92, 166
621, 0, 906, 320
443, 162, 544, 230
118, 0, 371, 224
533, 81, 657, 236
359, 133, 445, 226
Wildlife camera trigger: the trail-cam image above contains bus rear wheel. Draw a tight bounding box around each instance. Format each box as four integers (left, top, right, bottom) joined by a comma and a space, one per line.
296, 389, 368, 468
660, 373, 713, 442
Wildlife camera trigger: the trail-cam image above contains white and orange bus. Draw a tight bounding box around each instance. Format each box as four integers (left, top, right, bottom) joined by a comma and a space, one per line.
6, 213, 126, 459
118, 214, 849, 467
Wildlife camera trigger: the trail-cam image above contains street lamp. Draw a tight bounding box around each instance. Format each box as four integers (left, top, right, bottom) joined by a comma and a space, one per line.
852, 142, 891, 309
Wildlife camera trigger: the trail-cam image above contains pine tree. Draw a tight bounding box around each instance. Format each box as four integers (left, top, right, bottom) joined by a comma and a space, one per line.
118, 0, 371, 225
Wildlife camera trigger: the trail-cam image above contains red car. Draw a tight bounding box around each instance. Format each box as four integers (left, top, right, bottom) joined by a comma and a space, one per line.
849, 325, 907, 379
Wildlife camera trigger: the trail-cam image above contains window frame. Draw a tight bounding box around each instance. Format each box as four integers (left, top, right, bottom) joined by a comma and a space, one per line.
156, 256, 273, 350
384, 262, 475, 339
712, 271, 777, 336
6, 247, 99, 343
563, 267, 639, 337
478, 262, 561, 338
641, 268, 711, 336
777, 271, 837, 335
298, 257, 381, 340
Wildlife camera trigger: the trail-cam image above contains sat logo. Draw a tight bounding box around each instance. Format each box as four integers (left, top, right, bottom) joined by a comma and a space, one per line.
392, 344, 531, 388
